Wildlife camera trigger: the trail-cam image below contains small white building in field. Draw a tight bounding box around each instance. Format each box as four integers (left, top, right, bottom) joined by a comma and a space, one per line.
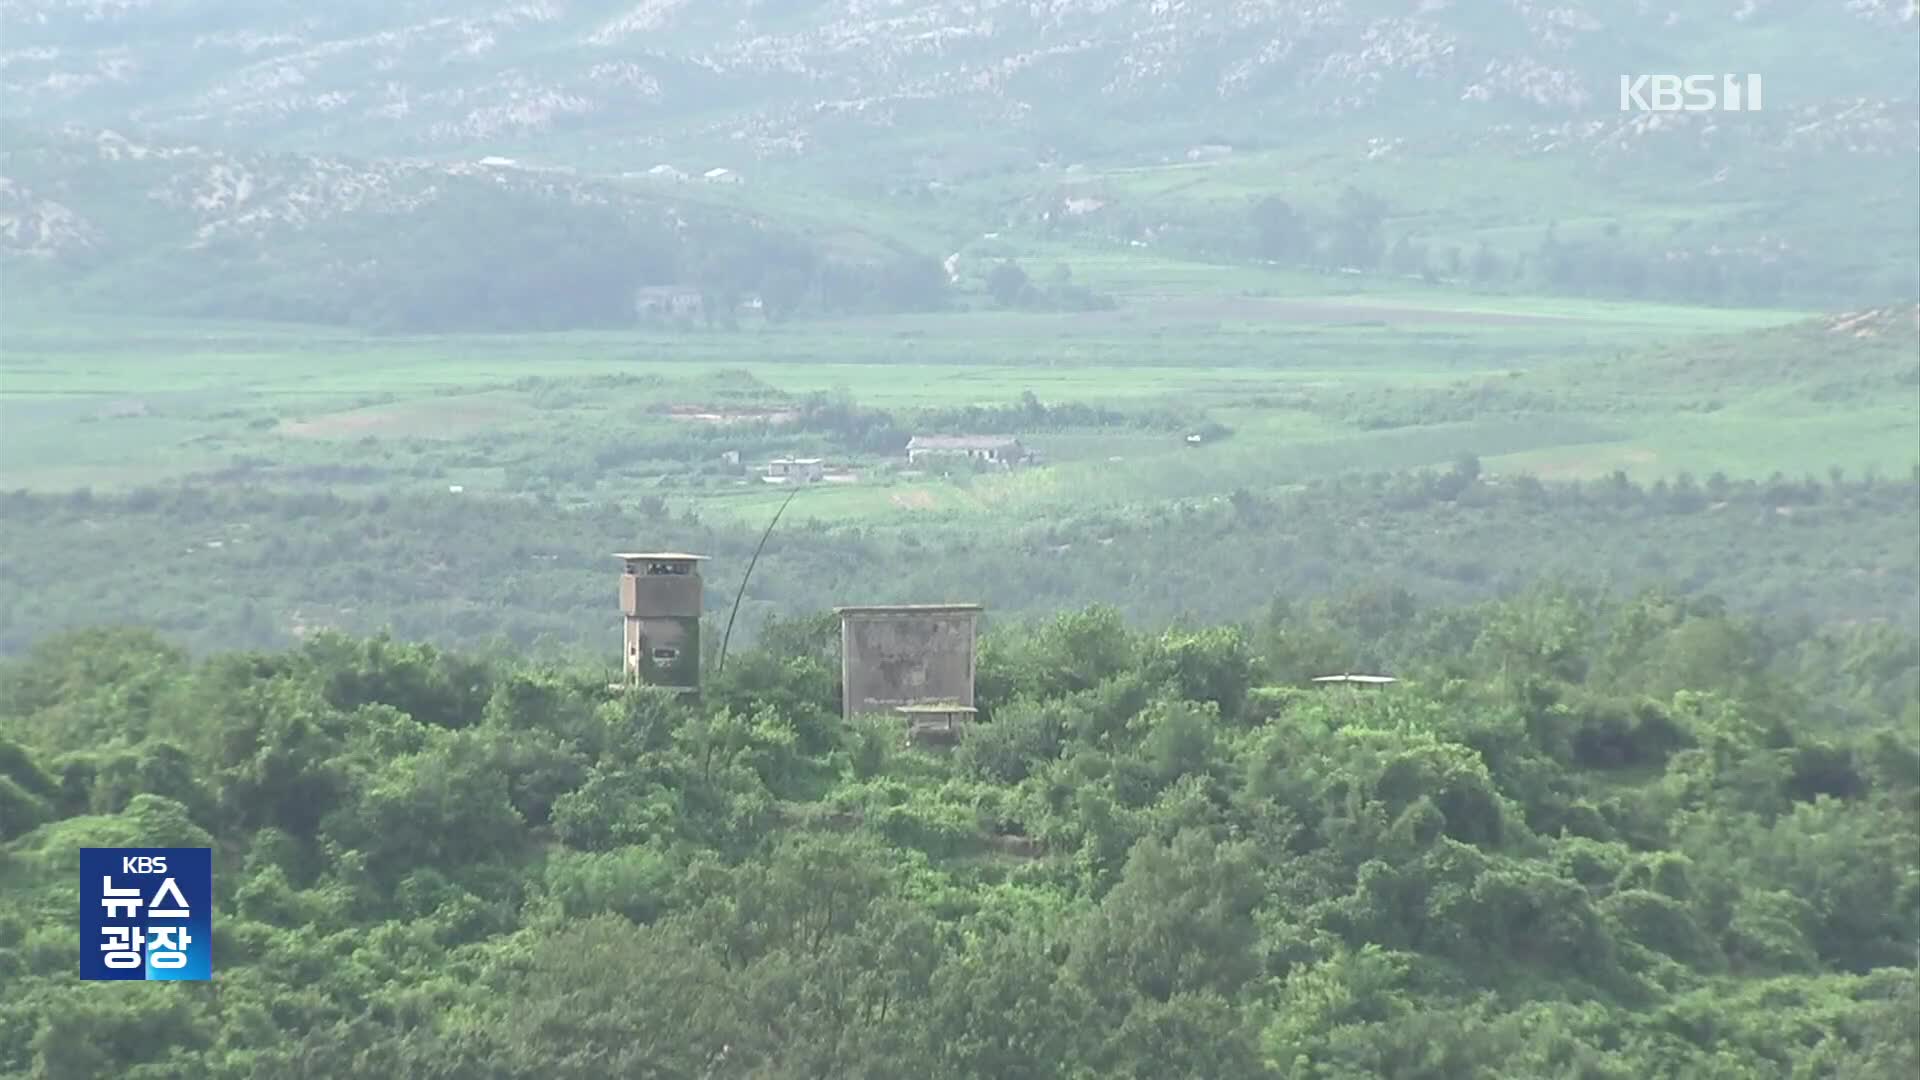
906, 435, 1028, 466
766, 457, 824, 483
633, 285, 704, 321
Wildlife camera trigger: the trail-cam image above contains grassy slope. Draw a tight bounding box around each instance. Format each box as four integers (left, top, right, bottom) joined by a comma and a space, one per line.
0, 276, 1882, 516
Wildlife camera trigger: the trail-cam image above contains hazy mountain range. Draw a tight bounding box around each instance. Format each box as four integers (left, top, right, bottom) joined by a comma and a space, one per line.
7, 1, 1918, 151
4, 1, 1916, 323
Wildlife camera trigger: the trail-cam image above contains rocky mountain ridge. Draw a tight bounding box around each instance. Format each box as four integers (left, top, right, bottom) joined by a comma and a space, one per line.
2, 128, 654, 261
3, 2, 1915, 323
5, 1, 1915, 158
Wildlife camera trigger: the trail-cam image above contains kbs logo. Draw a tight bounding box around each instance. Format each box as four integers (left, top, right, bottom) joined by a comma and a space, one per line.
1619, 74, 1763, 112
80, 848, 212, 981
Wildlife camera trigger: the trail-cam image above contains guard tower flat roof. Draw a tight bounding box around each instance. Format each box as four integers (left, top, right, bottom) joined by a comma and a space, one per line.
834, 603, 984, 615
613, 552, 710, 561
894, 703, 978, 714
1311, 674, 1397, 684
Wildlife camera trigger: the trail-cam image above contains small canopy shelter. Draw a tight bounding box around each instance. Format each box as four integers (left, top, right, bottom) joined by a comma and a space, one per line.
895, 702, 977, 746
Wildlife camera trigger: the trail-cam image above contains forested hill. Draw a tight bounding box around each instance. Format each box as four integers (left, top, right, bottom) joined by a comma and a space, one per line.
3, 466, 1917, 660
2, 592, 1916, 1077
0, 129, 950, 332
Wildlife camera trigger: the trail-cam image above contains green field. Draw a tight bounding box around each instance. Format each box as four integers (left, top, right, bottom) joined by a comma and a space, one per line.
2, 258, 1914, 657
0, 276, 1867, 523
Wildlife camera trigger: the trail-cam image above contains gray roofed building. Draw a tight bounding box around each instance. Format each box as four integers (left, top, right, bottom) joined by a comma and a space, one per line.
765, 457, 824, 483
906, 434, 1028, 464
633, 285, 704, 320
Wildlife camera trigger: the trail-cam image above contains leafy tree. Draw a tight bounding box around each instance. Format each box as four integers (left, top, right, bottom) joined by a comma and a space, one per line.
1068, 830, 1265, 1007
1249, 196, 1307, 261
987, 260, 1032, 308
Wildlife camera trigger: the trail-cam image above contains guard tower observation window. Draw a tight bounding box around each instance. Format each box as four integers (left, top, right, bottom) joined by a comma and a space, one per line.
646, 562, 689, 576
651, 647, 680, 661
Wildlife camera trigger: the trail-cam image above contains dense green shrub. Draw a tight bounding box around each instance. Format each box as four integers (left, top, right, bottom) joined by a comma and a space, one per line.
1, 594, 1915, 1077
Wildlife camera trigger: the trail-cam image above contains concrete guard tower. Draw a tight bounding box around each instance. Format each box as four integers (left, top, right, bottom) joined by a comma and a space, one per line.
835, 604, 982, 721
615, 552, 707, 692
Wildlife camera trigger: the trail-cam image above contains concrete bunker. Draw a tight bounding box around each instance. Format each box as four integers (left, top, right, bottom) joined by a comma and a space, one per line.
835, 604, 982, 722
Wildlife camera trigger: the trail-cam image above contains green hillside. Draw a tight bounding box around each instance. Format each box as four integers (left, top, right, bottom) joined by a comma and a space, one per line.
2, 592, 1915, 1077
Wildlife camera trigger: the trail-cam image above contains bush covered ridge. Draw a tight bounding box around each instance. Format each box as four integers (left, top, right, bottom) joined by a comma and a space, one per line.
2, 589, 1915, 1077
4, 466, 1916, 659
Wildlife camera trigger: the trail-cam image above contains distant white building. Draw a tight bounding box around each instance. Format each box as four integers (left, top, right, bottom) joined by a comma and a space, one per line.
646, 163, 687, 181
765, 457, 824, 483
906, 435, 1028, 466
703, 167, 742, 184
633, 285, 704, 321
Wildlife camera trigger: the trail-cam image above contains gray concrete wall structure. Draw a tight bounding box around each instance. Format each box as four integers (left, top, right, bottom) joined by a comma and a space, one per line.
836, 604, 982, 720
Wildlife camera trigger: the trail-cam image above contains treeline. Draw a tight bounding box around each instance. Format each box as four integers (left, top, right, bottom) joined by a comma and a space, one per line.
788, 390, 1226, 452
112, 181, 953, 333
1118, 187, 1846, 307
983, 260, 1119, 312
1, 590, 1915, 1076
1353, 456, 1920, 514
0, 465, 1914, 660
604, 391, 1222, 465
914, 390, 1223, 438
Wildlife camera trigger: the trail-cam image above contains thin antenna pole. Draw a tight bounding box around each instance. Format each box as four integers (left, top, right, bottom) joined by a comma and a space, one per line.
716, 485, 799, 674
